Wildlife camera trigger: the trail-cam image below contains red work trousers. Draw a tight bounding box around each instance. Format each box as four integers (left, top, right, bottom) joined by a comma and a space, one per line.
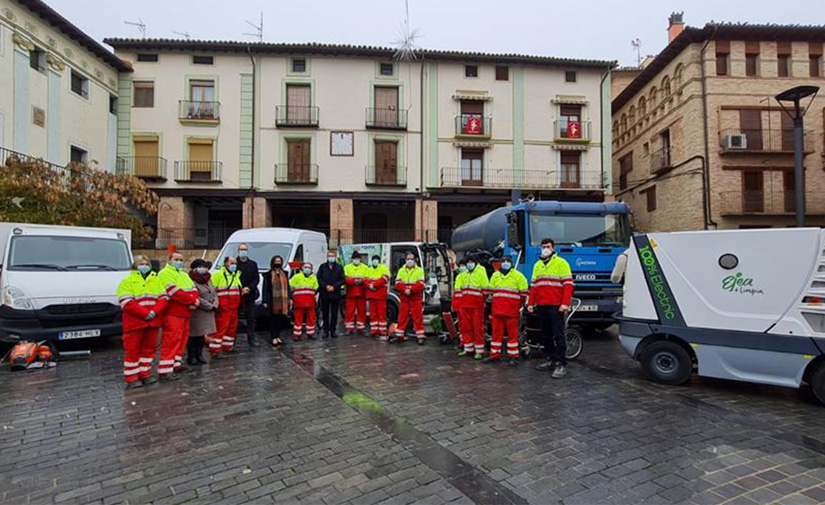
293, 307, 316, 339
396, 299, 424, 341
491, 315, 520, 359
123, 327, 159, 383
368, 299, 387, 336
345, 297, 367, 333
463, 307, 486, 355
209, 309, 239, 355
459, 308, 474, 353
160, 316, 190, 376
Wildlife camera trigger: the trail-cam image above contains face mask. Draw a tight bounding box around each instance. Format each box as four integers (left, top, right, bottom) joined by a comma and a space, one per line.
171, 260, 184, 270
352, 259, 361, 265
467, 262, 476, 271
303, 268, 312, 276
274, 262, 282, 268
406, 259, 415, 268
541, 248, 553, 258
196, 267, 208, 275
458, 266, 467, 274
228, 264, 237, 273
137, 265, 151, 275
238, 250, 248, 258
501, 263, 512, 271
328, 257, 336, 264
370, 259, 379, 267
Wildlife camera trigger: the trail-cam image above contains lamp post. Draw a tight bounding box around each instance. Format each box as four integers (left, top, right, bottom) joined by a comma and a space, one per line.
775, 86, 819, 227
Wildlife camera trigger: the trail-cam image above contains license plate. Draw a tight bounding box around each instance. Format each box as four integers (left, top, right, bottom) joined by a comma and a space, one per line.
59, 329, 101, 340
578, 305, 599, 312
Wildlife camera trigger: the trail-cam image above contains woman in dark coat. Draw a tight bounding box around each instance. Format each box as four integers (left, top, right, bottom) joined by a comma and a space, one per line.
188, 259, 218, 365
262, 255, 289, 347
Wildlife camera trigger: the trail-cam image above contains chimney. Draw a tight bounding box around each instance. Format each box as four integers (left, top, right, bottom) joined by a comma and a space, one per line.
668, 12, 685, 44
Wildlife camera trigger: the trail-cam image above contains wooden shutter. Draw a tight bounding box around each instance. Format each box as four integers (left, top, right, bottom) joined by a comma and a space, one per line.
781, 112, 794, 151
745, 54, 758, 76
374, 141, 398, 184
560, 152, 581, 188
715, 41, 730, 76
739, 110, 762, 150
134, 82, 154, 107
287, 140, 311, 182
133, 139, 159, 177
645, 186, 657, 212
560, 105, 581, 118
742, 171, 764, 212
783, 170, 796, 213
460, 100, 484, 115
286, 85, 311, 122
374, 87, 399, 127
495, 66, 509, 81
188, 140, 213, 174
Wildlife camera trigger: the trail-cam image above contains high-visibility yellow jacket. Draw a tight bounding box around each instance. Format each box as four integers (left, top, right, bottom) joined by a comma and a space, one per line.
213, 268, 242, 311
117, 270, 167, 331
489, 269, 528, 316
452, 271, 468, 310
289, 273, 319, 308
344, 262, 369, 298
461, 265, 488, 309
395, 265, 425, 303
364, 264, 391, 300
157, 264, 198, 318
528, 254, 574, 306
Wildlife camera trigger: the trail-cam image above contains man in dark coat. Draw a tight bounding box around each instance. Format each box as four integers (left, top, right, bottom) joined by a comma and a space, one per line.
236, 243, 261, 348
316, 250, 346, 338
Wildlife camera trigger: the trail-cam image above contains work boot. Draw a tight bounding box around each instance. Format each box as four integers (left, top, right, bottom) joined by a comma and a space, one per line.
508, 358, 519, 367
417, 337, 426, 346
126, 381, 143, 389
551, 364, 567, 379
457, 350, 471, 357
142, 375, 158, 385
248, 335, 260, 348
474, 353, 484, 361
211, 353, 225, 360
195, 341, 207, 365
483, 356, 499, 364
159, 374, 181, 382
330, 332, 338, 339
535, 359, 557, 372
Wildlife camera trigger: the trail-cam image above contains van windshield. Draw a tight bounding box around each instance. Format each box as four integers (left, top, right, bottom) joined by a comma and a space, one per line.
529, 214, 631, 247
8, 236, 131, 271
217, 242, 293, 270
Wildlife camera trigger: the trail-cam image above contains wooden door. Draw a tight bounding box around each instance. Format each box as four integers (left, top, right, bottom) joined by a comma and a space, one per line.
287, 140, 311, 182
374, 141, 398, 184
742, 171, 764, 212
560, 152, 581, 188
286, 85, 311, 123
374, 87, 399, 127
460, 149, 483, 186
133, 139, 159, 177
739, 110, 762, 150
188, 140, 213, 180
781, 112, 794, 151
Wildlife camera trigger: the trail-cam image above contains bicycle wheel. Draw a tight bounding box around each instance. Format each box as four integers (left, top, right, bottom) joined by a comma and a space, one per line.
565, 329, 583, 360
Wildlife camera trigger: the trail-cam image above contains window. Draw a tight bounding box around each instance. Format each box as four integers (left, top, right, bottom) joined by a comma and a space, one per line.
137, 53, 158, 62
495, 65, 509, 81
810, 43, 823, 77
293, 244, 304, 263
742, 171, 764, 213
619, 152, 633, 191
30, 47, 46, 72
715, 40, 729, 76
292, 58, 307, 73
777, 42, 791, 77
70, 145, 88, 166
71, 70, 88, 98
187, 138, 215, 181
109, 94, 117, 114
643, 142, 650, 156
460, 149, 483, 186
783, 171, 797, 213
745, 53, 758, 76
379, 62, 394, 76
459, 100, 484, 135
285, 84, 312, 123
186, 80, 216, 118
286, 139, 312, 183
133, 81, 154, 108
644, 186, 657, 212
133, 137, 161, 177
559, 105, 582, 138
739, 109, 763, 151
560, 152, 581, 188
464, 65, 478, 78
565, 70, 577, 83
192, 55, 214, 65
373, 140, 399, 185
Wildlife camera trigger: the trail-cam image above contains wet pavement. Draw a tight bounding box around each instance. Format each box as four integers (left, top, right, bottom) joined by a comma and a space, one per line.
1, 329, 825, 505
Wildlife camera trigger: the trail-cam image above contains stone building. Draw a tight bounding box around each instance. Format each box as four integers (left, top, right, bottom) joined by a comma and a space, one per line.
612, 17, 825, 232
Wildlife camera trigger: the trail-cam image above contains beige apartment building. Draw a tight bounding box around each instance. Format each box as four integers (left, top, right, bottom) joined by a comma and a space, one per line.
0, 0, 130, 171
104, 38, 614, 248
612, 17, 825, 232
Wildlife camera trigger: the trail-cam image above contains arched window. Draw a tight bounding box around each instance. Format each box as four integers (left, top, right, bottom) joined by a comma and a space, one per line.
649, 86, 658, 106
673, 63, 684, 89
639, 96, 647, 117
612, 120, 619, 137
620, 113, 628, 133
628, 105, 636, 125
662, 76, 672, 98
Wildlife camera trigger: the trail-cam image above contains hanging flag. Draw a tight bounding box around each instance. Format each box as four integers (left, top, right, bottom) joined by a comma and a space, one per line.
465, 116, 482, 135
567, 120, 581, 138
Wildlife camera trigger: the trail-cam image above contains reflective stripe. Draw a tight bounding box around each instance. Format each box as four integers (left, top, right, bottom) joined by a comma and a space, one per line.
139, 357, 153, 363
124, 369, 140, 376
490, 342, 502, 348
118, 295, 134, 302
159, 360, 175, 365
492, 293, 522, 300
158, 367, 173, 374
123, 361, 139, 367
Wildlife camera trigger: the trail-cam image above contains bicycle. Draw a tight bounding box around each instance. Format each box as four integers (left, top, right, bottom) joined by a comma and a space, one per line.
519, 297, 583, 360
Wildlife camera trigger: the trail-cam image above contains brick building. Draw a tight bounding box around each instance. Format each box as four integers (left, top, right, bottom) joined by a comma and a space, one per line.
612, 17, 825, 232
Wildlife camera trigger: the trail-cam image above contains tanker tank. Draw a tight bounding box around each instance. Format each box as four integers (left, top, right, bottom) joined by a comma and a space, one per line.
450, 207, 510, 254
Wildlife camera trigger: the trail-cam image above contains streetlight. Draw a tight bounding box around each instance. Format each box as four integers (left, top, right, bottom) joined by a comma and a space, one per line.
775, 85, 819, 227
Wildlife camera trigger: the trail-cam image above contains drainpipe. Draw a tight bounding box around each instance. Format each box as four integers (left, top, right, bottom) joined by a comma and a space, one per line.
600, 68, 609, 196
246, 46, 257, 228
699, 27, 718, 229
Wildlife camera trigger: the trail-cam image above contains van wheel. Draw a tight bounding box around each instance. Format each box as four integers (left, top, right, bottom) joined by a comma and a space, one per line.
810, 364, 825, 406
640, 341, 692, 386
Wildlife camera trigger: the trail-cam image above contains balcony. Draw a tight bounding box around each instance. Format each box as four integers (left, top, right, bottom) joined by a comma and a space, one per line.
719, 128, 813, 154
720, 189, 825, 216
178, 101, 220, 124
274, 163, 319, 185
455, 114, 492, 138
366, 108, 408, 130
554, 120, 592, 142
174, 161, 222, 183
650, 148, 672, 174
116, 156, 168, 181
275, 106, 319, 127
439, 167, 603, 190
366, 165, 407, 187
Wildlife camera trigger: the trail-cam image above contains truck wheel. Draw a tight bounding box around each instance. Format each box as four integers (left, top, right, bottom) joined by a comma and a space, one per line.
387, 302, 399, 324
810, 364, 825, 406
640, 341, 692, 386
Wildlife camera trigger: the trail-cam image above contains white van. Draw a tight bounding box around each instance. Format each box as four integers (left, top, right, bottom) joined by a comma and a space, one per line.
212, 228, 328, 310
0, 223, 133, 342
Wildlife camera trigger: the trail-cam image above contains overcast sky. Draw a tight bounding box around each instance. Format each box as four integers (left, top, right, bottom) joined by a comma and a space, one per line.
49, 0, 821, 67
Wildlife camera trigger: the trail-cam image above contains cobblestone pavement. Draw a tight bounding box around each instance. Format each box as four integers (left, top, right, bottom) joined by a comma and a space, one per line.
2, 329, 825, 505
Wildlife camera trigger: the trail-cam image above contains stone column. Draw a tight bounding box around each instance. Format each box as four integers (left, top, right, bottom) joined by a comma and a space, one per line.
415, 199, 438, 242
329, 198, 354, 250
243, 197, 271, 229
157, 196, 194, 249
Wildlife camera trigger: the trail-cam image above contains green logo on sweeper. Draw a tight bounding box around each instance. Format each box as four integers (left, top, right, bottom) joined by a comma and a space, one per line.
638, 245, 676, 320
721, 272, 764, 296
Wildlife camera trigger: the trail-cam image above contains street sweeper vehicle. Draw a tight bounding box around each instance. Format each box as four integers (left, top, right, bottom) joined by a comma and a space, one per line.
617, 228, 825, 403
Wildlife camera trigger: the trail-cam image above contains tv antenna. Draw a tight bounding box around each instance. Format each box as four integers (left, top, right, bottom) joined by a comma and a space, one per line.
172, 31, 191, 40
393, 0, 421, 61
243, 12, 263, 42
124, 19, 147, 39
631, 38, 642, 67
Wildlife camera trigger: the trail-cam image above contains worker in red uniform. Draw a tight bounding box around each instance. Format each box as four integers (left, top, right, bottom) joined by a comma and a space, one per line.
344, 251, 368, 335
392, 252, 426, 344
452, 259, 468, 350
459, 255, 488, 360
365, 254, 391, 340
157, 252, 199, 380
117, 255, 167, 388
290, 262, 319, 340
209, 256, 242, 358
486, 256, 528, 366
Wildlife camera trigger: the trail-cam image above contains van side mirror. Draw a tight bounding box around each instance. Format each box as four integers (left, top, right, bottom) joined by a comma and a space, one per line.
506, 213, 522, 250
